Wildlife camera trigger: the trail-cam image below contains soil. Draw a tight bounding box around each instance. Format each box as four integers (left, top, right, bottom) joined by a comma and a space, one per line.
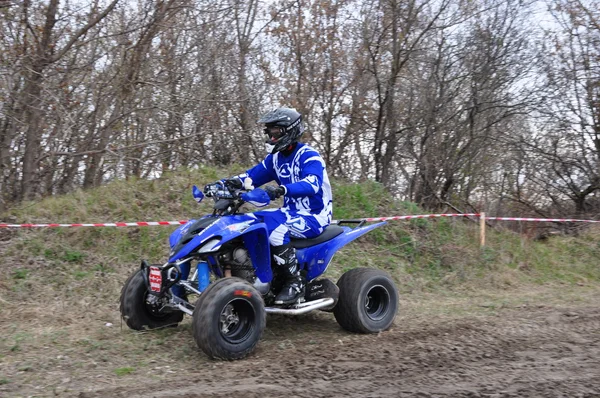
3, 302, 599, 398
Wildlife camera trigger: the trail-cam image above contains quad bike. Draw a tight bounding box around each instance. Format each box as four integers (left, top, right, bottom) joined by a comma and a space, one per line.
120, 181, 399, 360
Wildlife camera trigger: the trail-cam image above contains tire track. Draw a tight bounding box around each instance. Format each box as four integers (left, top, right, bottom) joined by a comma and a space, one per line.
76, 307, 600, 398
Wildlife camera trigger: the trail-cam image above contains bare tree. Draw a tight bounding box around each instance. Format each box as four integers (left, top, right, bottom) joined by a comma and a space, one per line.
17, 0, 118, 200
404, 0, 540, 209
0, 0, 597, 224
518, 0, 600, 217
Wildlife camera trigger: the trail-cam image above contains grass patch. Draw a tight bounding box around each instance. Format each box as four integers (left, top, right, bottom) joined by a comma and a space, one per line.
63, 250, 85, 263
73, 270, 90, 280
12, 269, 28, 280
93, 264, 115, 273
114, 367, 136, 376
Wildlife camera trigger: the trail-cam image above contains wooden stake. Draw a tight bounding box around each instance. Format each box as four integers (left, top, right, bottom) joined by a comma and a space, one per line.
480, 212, 486, 247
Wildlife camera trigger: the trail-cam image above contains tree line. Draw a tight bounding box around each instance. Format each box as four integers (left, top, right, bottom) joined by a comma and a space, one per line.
1, 0, 599, 221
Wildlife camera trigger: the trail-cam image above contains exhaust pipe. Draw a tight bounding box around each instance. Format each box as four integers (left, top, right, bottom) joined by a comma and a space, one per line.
265, 298, 335, 315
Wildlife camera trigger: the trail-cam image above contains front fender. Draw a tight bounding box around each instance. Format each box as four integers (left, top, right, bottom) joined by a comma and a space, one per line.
240, 224, 272, 283
202, 222, 272, 283
169, 219, 273, 283
168, 215, 255, 262
169, 216, 217, 251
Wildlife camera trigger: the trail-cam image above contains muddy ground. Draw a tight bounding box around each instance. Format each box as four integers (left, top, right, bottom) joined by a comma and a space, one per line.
2, 298, 599, 398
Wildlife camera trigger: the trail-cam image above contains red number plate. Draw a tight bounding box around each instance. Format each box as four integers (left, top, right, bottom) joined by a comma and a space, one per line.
149, 266, 162, 293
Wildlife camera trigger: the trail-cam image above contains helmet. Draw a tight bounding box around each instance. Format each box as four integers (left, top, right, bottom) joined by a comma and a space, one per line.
258, 107, 304, 154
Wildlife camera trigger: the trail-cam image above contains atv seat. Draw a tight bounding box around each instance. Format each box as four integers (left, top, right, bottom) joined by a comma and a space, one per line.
290, 224, 345, 249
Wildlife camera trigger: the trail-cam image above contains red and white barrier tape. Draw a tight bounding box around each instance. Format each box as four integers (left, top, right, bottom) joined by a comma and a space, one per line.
1, 213, 599, 228
485, 217, 600, 223
0, 214, 481, 228
352, 213, 480, 222
0, 221, 188, 228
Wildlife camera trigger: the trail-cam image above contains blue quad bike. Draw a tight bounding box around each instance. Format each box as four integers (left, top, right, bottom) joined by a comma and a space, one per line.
119, 182, 399, 360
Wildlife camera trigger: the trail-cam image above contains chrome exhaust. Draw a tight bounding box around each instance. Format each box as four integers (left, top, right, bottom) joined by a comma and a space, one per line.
176, 303, 193, 315
265, 298, 335, 315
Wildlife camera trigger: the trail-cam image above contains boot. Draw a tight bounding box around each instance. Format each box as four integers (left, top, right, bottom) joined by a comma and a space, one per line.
272, 244, 305, 305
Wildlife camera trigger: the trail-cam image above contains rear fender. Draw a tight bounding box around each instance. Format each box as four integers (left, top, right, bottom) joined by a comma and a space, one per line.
298, 222, 387, 280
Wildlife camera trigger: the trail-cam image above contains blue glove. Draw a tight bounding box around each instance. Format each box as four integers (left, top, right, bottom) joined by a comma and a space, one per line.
264, 185, 286, 200
241, 188, 271, 207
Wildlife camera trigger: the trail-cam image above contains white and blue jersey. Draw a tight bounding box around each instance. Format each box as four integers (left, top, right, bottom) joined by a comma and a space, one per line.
239, 143, 333, 246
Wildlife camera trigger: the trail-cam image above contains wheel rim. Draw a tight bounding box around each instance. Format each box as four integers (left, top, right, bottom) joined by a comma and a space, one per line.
219, 298, 255, 344
364, 284, 391, 321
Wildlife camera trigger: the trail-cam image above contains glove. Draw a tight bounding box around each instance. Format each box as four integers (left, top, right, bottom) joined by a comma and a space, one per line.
223, 178, 243, 190
203, 181, 221, 194
264, 185, 286, 200
203, 181, 228, 197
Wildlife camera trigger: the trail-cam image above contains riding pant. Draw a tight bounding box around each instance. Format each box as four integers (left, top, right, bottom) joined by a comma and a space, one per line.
251, 208, 325, 246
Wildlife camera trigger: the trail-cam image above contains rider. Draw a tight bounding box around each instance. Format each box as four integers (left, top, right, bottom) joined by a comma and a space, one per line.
207, 107, 333, 305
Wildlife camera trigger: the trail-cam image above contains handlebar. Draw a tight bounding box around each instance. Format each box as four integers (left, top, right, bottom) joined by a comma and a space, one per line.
203, 181, 247, 216
202, 180, 272, 215
204, 181, 241, 200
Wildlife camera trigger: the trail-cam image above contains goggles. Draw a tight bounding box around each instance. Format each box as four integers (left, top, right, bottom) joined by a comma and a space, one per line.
264, 125, 285, 142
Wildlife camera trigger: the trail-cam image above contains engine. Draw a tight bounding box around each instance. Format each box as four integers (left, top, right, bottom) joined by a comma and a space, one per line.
220, 246, 270, 295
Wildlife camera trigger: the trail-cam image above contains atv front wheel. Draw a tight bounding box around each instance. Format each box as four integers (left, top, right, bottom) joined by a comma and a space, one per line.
119, 269, 184, 330
192, 278, 265, 360
333, 268, 398, 333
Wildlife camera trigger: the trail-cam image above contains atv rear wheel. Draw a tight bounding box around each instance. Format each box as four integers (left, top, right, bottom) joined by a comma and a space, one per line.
120, 269, 184, 330
333, 268, 398, 333
192, 277, 265, 360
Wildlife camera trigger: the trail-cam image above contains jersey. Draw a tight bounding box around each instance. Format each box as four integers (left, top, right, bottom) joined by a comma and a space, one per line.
239, 143, 333, 228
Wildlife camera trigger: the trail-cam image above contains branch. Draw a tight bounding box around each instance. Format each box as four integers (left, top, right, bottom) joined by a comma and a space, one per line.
50, 0, 119, 63
574, 0, 600, 32
0, 0, 14, 9
46, 132, 206, 158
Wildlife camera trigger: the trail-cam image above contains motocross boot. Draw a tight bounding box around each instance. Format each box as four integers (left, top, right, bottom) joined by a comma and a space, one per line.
272, 244, 305, 305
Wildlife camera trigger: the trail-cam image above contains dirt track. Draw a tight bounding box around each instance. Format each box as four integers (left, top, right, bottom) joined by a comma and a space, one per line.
68, 305, 600, 398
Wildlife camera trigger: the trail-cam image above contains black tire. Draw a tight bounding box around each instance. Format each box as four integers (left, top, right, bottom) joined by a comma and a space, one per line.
119, 269, 184, 330
192, 277, 266, 360
333, 268, 398, 333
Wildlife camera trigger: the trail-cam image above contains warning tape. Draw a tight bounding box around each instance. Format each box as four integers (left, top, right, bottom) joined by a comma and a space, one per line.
485, 217, 600, 223
0, 221, 188, 228
0, 214, 481, 228
1, 214, 599, 228
351, 213, 480, 222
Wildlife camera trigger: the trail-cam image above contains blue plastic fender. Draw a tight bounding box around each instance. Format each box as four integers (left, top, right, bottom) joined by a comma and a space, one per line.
241, 224, 272, 283
168, 215, 273, 283
169, 219, 196, 249
168, 215, 255, 262
297, 221, 387, 280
